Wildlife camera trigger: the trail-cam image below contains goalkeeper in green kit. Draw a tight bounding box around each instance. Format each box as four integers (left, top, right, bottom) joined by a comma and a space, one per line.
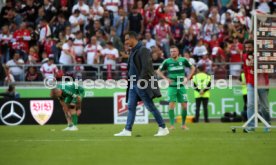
51, 83, 85, 131
157, 46, 195, 130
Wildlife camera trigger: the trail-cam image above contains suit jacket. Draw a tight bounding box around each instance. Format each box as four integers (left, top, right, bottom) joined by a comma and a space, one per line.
126, 44, 161, 102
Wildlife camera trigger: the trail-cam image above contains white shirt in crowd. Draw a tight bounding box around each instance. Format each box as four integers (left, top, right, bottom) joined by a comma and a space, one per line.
73, 38, 86, 57
69, 14, 86, 33
197, 58, 213, 74
183, 18, 191, 31
59, 43, 74, 64
72, 2, 90, 17
40, 63, 58, 79
101, 48, 119, 70
84, 44, 103, 66
90, 5, 104, 21
6, 59, 24, 76
193, 45, 208, 57
192, 1, 209, 15
103, 0, 121, 13
39, 25, 51, 43
145, 39, 156, 50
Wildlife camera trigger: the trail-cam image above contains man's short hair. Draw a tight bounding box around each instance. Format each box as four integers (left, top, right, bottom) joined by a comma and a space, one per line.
125, 31, 138, 39
170, 45, 179, 50
244, 40, 254, 46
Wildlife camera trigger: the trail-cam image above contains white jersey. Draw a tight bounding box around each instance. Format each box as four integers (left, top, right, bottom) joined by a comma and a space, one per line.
103, 0, 120, 13
59, 43, 74, 64
84, 44, 103, 66
101, 48, 119, 70
40, 63, 58, 79
73, 38, 86, 57
72, 3, 90, 16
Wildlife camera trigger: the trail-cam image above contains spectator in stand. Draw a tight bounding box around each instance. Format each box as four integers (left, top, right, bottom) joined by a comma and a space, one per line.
52, 14, 70, 38
73, 31, 86, 59
89, 0, 104, 21
100, 10, 113, 34
165, 0, 179, 19
4, 66, 15, 85
25, 66, 41, 81
227, 36, 243, 78
59, 37, 76, 72
202, 17, 219, 44
43, 0, 57, 25
191, 0, 209, 22
0, 85, 20, 99
74, 57, 84, 80
184, 51, 196, 76
153, 18, 171, 58
190, 15, 202, 39
28, 46, 39, 64
6, 52, 24, 81
170, 16, 185, 49
209, 6, 221, 23
72, 0, 89, 18
39, 18, 51, 46
197, 54, 213, 75
144, 32, 156, 50
180, 12, 191, 34
136, 0, 145, 17
102, 0, 121, 14
109, 27, 123, 52
0, 25, 12, 63
0, 0, 13, 28
101, 41, 119, 79
40, 55, 58, 80
69, 9, 85, 34
12, 22, 31, 62
113, 7, 128, 41
84, 36, 103, 71
122, 0, 134, 13
128, 5, 144, 39
218, 0, 233, 14
144, 2, 158, 33
193, 39, 208, 62
152, 49, 164, 70
21, 0, 38, 26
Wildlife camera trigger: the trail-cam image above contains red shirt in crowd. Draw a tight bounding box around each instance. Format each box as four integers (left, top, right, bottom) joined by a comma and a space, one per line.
229, 43, 243, 62
13, 29, 31, 53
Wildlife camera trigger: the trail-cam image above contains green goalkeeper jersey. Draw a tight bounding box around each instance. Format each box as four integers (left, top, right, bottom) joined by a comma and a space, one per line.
159, 57, 191, 87
57, 83, 85, 99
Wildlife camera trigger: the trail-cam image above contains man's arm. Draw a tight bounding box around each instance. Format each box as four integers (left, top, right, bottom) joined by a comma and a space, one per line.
139, 48, 152, 79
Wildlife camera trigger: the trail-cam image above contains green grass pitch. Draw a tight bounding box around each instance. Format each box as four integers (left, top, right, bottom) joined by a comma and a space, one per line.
1, 123, 276, 165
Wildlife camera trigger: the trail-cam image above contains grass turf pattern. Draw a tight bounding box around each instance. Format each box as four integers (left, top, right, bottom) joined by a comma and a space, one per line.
0, 123, 275, 165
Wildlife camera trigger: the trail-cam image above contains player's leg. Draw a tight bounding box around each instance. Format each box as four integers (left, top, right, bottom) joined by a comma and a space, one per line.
70, 97, 79, 128
76, 96, 82, 116
178, 87, 188, 129
168, 87, 177, 129
60, 100, 73, 130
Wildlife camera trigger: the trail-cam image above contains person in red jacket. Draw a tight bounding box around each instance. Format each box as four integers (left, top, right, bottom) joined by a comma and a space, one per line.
242, 40, 270, 133
12, 22, 31, 62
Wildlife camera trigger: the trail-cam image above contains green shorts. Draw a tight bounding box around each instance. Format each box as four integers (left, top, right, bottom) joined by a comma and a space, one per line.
167, 86, 188, 103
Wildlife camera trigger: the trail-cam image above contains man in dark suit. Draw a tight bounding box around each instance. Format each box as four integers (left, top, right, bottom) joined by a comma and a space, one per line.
114, 31, 169, 136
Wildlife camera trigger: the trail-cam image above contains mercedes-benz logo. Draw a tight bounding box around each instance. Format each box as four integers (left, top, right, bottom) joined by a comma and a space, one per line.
0, 101, 25, 126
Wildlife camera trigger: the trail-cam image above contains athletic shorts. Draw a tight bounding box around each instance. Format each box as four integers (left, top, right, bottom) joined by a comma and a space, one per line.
167, 86, 188, 103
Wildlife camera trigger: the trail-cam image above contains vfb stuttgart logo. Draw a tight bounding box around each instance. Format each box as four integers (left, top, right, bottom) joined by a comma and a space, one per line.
30, 100, 53, 125
116, 94, 145, 116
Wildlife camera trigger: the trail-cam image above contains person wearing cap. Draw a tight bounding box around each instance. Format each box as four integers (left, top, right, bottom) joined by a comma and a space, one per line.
192, 65, 211, 123
40, 55, 58, 80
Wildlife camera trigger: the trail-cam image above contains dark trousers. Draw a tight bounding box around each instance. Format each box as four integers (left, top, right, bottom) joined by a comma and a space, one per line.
194, 98, 209, 122
125, 84, 165, 131
242, 94, 248, 121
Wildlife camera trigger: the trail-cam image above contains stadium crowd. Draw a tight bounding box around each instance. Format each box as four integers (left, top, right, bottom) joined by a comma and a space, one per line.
0, 0, 275, 85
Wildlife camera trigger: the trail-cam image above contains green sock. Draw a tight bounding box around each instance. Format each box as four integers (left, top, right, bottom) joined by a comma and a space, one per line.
72, 114, 78, 126
168, 110, 175, 126
181, 109, 187, 125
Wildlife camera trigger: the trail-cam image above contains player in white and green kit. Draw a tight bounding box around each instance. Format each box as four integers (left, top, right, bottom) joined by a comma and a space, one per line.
157, 46, 195, 129
51, 83, 85, 131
